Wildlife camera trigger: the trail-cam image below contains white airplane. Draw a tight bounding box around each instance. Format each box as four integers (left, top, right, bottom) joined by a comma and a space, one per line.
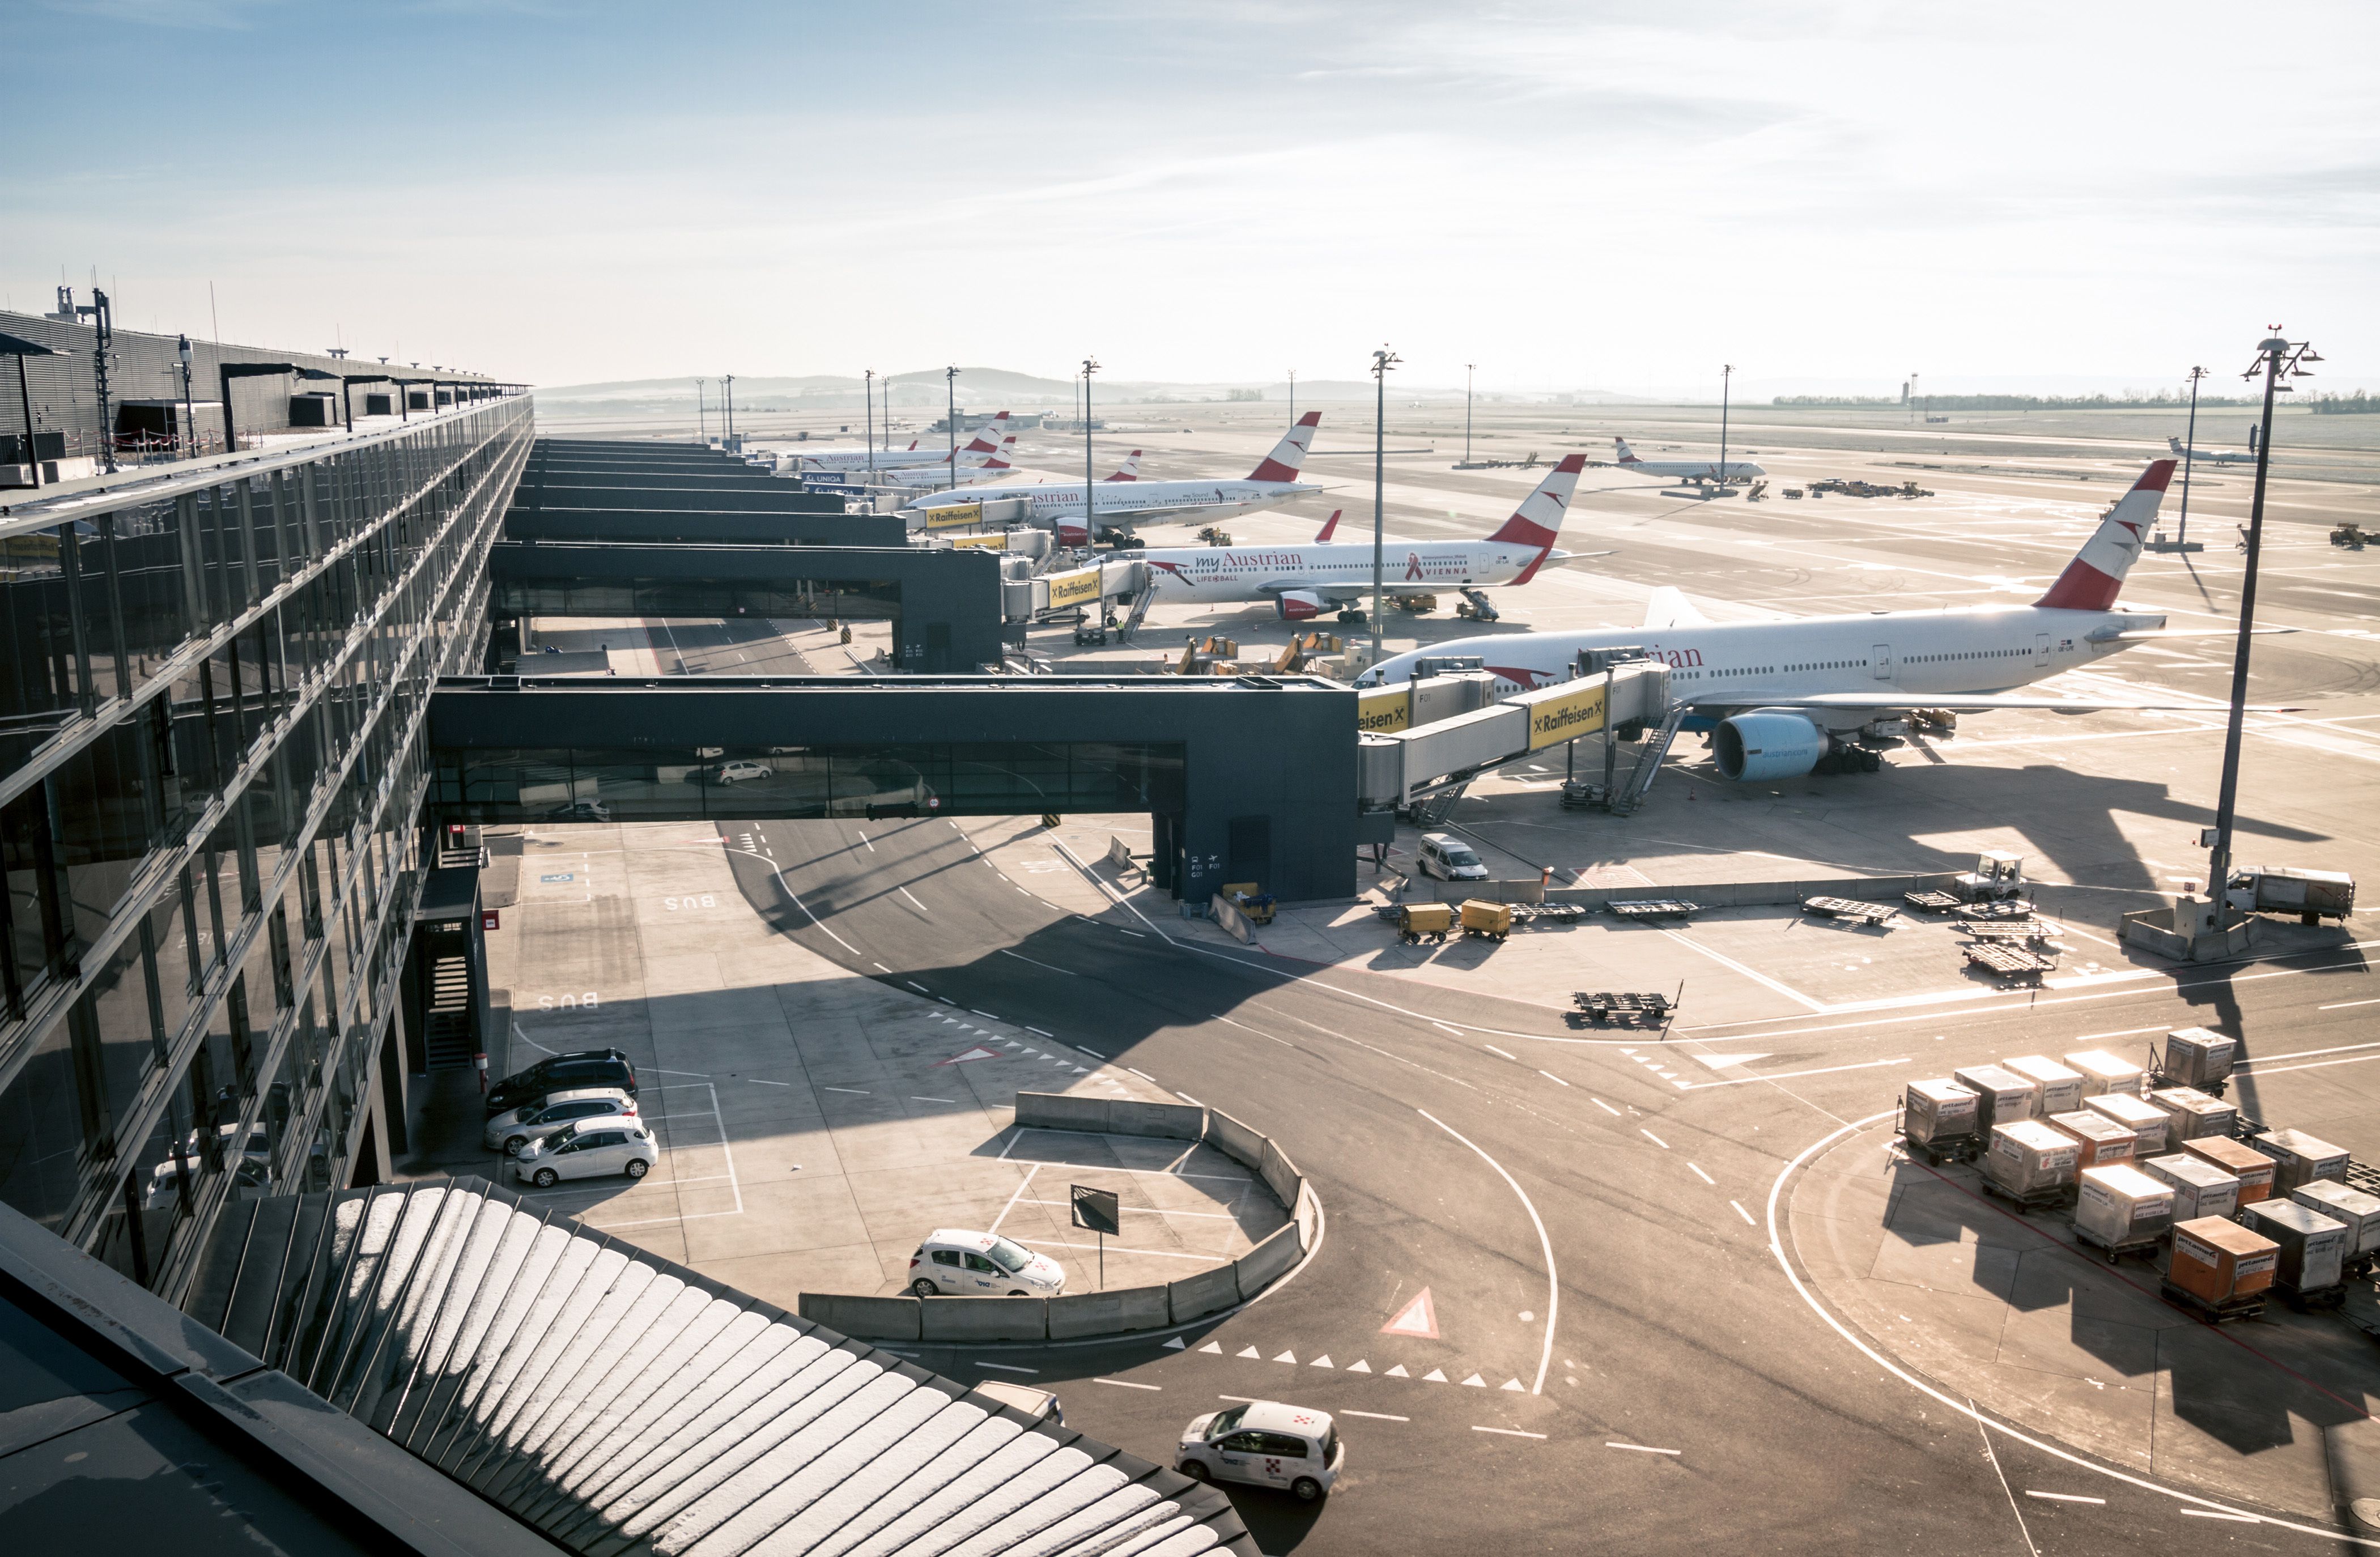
1610, 436, 1765, 487
2168, 435, 2252, 466
797, 411, 1011, 474
1361, 459, 2294, 780
903, 412, 1324, 546
878, 433, 1022, 488
1137, 456, 1588, 624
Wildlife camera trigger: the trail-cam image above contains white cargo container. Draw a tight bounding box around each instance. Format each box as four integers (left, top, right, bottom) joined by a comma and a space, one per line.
2154, 1028, 2235, 1090
2003, 1056, 2084, 1117
2241, 1201, 2348, 1294
2063, 1049, 2145, 1098
1953, 1065, 2038, 1134
2141, 1153, 2239, 1222
1902, 1079, 1979, 1149
1982, 1120, 2079, 1200
2147, 1086, 2236, 1144
2075, 1164, 2174, 1253
2083, 1091, 2169, 1154
2250, 1129, 2349, 1195
2290, 1181, 2380, 1265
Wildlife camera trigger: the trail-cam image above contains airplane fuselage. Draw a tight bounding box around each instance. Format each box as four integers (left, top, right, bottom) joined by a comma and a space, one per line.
904, 478, 1321, 529
1141, 538, 1546, 602
1615, 458, 1767, 483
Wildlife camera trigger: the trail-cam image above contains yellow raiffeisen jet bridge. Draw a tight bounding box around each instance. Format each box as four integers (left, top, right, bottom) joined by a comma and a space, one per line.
1357, 660, 1672, 807
429, 673, 1359, 902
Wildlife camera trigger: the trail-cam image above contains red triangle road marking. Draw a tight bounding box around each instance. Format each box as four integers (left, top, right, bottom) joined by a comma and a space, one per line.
936, 1046, 1003, 1066
1380, 1287, 1440, 1339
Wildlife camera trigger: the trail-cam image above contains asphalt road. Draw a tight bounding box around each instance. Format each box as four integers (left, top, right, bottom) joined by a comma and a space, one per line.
714, 809, 2380, 1555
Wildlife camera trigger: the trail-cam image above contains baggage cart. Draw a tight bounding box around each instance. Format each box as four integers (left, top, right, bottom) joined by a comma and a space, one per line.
2182, 1135, 2273, 1204
2241, 1201, 2349, 1308
2163, 1215, 2277, 1318
1459, 899, 1513, 942
2146, 1086, 2236, 1145
2140, 1153, 2239, 1223
1396, 903, 1454, 944
1901, 1079, 1981, 1165
1980, 1120, 2078, 1210
2250, 1128, 2348, 1194
2083, 1091, 2169, 1155
1962, 941, 2056, 981
2152, 1027, 2236, 1094
2005, 1057, 2085, 1117
2073, 1164, 2174, 1260
1606, 899, 1701, 922
2047, 1109, 2136, 1171
1573, 989, 1678, 1030
1904, 888, 1963, 912
1953, 1065, 2038, 1133
2064, 1048, 2146, 1098
2291, 1181, 2380, 1277
1802, 896, 1898, 927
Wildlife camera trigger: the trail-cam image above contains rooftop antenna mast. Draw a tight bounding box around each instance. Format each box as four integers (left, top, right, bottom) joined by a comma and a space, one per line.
73, 288, 117, 473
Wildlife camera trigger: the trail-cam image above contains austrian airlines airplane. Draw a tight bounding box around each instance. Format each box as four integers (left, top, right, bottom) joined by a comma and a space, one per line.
797, 411, 1012, 474
1138, 454, 1587, 623
902, 412, 1324, 545
880, 433, 1021, 488
1361, 460, 2286, 780
1611, 436, 1764, 486
2168, 435, 2252, 466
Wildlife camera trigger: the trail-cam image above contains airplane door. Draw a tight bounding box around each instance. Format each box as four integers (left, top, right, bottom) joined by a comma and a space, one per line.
2034, 632, 2050, 666
1872, 644, 1892, 680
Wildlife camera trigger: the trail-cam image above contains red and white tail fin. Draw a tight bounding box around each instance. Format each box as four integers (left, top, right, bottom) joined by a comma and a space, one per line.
1314, 508, 1342, 541
2034, 460, 2174, 611
904, 439, 919, 451
1247, 411, 1321, 483
1104, 449, 1142, 482
1613, 436, 1642, 466
944, 410, 1012, 462
1486, 454, 1586, 584
978, 433, 1018, 472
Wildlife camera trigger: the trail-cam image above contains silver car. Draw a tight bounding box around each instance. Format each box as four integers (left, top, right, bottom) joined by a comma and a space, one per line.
483, 1087, 640, 1156
513, 1119, 660, 1189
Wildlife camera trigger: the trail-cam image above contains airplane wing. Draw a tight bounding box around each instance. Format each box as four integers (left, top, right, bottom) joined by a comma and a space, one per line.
2088, 626, 2297, 641
1643, 586, 1708, 629
1684, 691, 2306, 715
1541, 550, 1618, 564
1255, 581, 1366, 602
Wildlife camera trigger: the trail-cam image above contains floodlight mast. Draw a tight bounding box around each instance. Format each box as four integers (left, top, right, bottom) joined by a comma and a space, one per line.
2177, 365, 2205, 547
1718, 364, 1732, 490
2205, 329, 2319, 921
1370, 345, 1400, 666
865, 369, 875, 477
1465, 364, 1476, 465
944, 367, 959, 491
1083, 356, 1100, 547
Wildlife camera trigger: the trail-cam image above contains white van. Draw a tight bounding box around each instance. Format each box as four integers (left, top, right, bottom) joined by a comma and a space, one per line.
1417, 833, 1489, 881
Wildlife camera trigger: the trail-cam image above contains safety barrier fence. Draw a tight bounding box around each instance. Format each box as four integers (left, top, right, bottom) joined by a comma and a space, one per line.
798, 1091, 1315, 1343
1399, 871, 1964, 908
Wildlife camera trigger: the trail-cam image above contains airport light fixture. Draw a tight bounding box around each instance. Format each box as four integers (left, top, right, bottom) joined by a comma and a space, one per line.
695, 379, 707, 443
1287, 367, 1295, 423
945, 366, 960, 490
2172, 365, 2208, 552
1465, 364, 1476, 465
1370, 345, 1400, 664
2205, 329, 2320, 922
1083, 356, 1100, 546
722, 375, 737, 442
865, 368, 875, 475
1717, 364, 1733, 492
177, 333, 196, 457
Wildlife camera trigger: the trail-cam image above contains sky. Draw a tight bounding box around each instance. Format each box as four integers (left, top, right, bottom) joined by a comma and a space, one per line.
8, 1, 2377, 397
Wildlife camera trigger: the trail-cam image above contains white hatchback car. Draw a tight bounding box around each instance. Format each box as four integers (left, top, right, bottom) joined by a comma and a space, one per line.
907, 1230, 1066, 1298
711, 759, 771, 784
483, 1087, 639, 1156
513, 1118, 659, 1188
1176, 1401, 1342, 1502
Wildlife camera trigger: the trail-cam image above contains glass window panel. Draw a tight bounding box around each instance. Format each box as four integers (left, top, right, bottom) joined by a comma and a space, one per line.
830, 745, 942, 818
71, 522, 128, 707
49, 720, 153, 957
0, 526, 76, 758
0, 1020, 86, 1232
148, 869, 201, 1045
112, 495, 195, 688
83, 930, 160, 1148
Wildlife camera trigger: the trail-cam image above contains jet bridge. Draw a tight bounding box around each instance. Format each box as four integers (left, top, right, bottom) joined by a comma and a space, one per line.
1356, 660, 1672, 810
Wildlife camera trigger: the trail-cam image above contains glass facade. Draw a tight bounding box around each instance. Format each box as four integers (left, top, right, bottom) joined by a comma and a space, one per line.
0, 394, 532, 1296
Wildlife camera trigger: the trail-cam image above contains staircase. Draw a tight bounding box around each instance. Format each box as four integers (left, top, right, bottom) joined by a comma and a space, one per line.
1115, 582, 1157, 641
1615, 704, 1689, 814
1408, 778, 1473, 829
423, 955, 475, 1071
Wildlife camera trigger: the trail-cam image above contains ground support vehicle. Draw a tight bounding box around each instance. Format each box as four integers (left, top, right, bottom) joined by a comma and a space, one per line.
1459, 899, 1512, 941
1396, 903, 1453, 944
2227, 867, 2354, 925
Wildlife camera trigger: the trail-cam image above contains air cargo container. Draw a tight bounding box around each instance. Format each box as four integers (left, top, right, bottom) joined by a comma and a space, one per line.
2241, 1201, 2348, 1297
2140, 1154, 2239, 1223
1982, 1120, 2078, 1202
2063, 1049, 2145, 1098
1901, 1079, 1979, 1155
2083, 1091, 2169, 1155
2047, 1110, 2136, 1171
2147, 1086, 2236, 1145
2164, 1216, 2277, 1309
2074, 1164, 2174, 1256
2153, 1028, 2235, 1091
2182, 1135, 2273, 1205
2290, 1181, 2380, 1273
1953, 1065, 2038, 1134
2002, 1056, 2084, 1117
2249, 1129, 2348, 1195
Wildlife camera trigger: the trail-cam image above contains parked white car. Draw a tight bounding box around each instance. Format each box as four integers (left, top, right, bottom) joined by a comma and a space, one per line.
1417, 832, 1489, 882
1176, 1401, 1342, 1501
483, 1087, 639, 1156
513, 1119, 658, 1188
709, 759, 771, 784
907, 1230, 1066, 1297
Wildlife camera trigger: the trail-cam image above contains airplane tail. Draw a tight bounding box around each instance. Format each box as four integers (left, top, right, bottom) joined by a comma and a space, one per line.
1314, 508, 1342, 541
1614, 436, 1642, 465
2034, 460, 2175, 611
1643, 586, 1707, 630
2168, 436, 2186, 456
1486, 454, 1586, 584
945, 410, 1012, 462
1104, 449, 1142, 482
1247, 411, 1321, 483
979, 433, 1018, 472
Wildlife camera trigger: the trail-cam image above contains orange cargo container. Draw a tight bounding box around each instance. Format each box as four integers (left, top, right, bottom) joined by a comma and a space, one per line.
2165, 1215, 2279, 1305
2182, 1135, 2275, 1204
2047, 1110, 2136, 1171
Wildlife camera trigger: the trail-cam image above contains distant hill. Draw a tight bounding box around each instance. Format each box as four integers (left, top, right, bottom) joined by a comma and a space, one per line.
534, 369, 1643, 407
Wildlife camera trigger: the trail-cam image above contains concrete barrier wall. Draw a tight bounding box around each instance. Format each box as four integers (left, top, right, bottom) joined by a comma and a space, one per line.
797, 1293, 921, 1341
1108, 1100, 1206, 1141
1413, 871, 1961, 911
1259, 1138, 1303, 1211
1168, 1265, 1242, 1324
1234, 1223, 1303, 1294
1294, 1181, 1319, 1250
1047, 1286, 1171, 1339
1210, 894, 1253, 943
1014, 1094, 1111, 1134
1205, 1109, 1268, 1171
918, 1296, 1048, 1343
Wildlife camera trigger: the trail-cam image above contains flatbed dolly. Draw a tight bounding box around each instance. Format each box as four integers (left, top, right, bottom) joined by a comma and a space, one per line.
1607, 899, 1701, 922
1978, 1177, 2073, 1214
2075, 1226, 2162, 1263
1802, 896, 1898, 927
1962, 941, 2057, 981
1573, 990, 1678, 1029
2160, 1283, 2265, 1324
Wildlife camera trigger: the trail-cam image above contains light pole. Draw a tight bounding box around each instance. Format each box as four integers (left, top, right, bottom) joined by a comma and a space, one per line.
1287, 367, 1295, 424
1370, 344, 1400, 666
2176, 365, 2207, 550
1909, 371, 1919, 425
695, 379, 707, 443
1083, 356, 1100, 547
864, 368, 876, 476
1464, 364, 1476, 466
944, 366, 959, 490
2205, 329, 2319, 925
1717, 364, 1733, 494
722, 374, 736, 443
177, 334, 196, 458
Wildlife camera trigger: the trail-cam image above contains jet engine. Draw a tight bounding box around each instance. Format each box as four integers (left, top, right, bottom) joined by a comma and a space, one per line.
1273, 590, 1329, 621
1712, 709, 1832, 781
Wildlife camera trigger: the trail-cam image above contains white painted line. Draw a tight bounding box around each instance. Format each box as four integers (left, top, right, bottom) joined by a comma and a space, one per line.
1118, 928, 1146, 937
1016, 1199, 1240, 1220
1484, 1045, 1516, 1060
1127, 1067, 1157, 1081
971, 1010, 1000, 1020
907, 981, 932, 994
1605, 1441, 1680, 1456
897, 885, 930, 914
1433, 1022, 1463, 1035
1017, 1239, 1226, 1263
1592, 1098, 1621, 1116
822, 1086, 870, 1095
1474, 1426, 1549, 1440
1421, 1109, 1557, 1397
2026, 1491, 2106, 1505
2236, 1037, 2380, 1063
1689, 1163, 1715, 1185
1026, 1027, 1055, 1037
2180, 1510, 2259, 1522
1640, 1129, 1669, 1149
1341, 1410, 1409, 1422
748, 1078, 790, 1087
910, 1096, 955, 1104
856, 830, 874, 852
988, 1163, 1041, 1235
2069, 1024, 2170, 1042
872, 962, 891, 973
2237, 1051, 2380, 1078
975, 1362, 1039, 1375
1000, 950, 1077, 976
1078, 1046, 1107, 1059
1538, 1070, 1570, 1087
1729, 1200, 1756, 1226
2317, 998, 2380, 1011
1680, 1056, 1911, 1090
1178, 1093, 1203, 1106
1093, 1377, 1162, 1390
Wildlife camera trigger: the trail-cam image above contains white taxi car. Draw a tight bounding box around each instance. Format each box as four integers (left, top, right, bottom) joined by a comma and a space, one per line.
513, 1118, 659, 1188
907, 1230, 1066, 1297
1176, 1401, 1342, 1502
483, 1087, 639, 1156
